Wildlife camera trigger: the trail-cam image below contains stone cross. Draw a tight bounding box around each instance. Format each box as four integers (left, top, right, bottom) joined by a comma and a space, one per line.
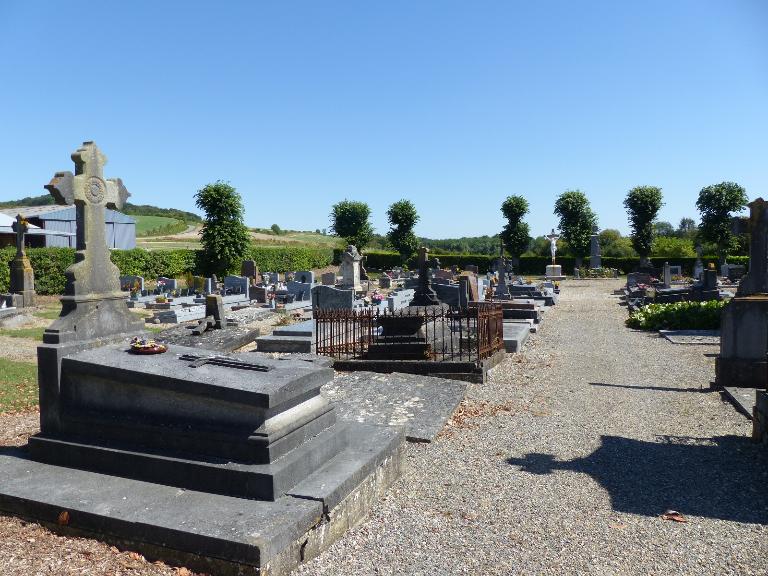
42, 142, 143, 344
12, 214, 28, 258
410, 246, 440, 306
737, 198, 768, 296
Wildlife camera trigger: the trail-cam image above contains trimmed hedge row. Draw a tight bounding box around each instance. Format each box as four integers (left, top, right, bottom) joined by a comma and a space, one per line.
0, 245, 334, 295
353, 250, 750, 276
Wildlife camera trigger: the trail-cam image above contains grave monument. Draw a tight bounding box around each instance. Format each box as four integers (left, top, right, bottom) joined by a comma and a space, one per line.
717, 198, 768, 388
545, 229, 565, 280
7, 214, 36, 307
410, 246, 440, 306
494, 237, 510, 298
339, 244, 363, 291
0, 141, 404, 575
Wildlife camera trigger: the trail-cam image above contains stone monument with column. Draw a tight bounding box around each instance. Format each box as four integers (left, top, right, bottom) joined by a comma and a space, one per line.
6, 215, 36, 307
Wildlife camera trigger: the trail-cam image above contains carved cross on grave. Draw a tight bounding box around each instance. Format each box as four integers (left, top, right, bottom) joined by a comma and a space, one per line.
410, 246, 440, 306
12, 215, 28, 258
43, 142, 143, 344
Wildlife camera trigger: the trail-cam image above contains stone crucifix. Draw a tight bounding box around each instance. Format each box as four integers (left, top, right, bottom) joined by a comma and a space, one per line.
43, 141, 143, 344
546, 228, 560, 265
9, 214, 35, 307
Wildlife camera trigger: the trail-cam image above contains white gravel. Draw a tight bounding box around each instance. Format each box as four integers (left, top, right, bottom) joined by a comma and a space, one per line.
296, 279, 768, 576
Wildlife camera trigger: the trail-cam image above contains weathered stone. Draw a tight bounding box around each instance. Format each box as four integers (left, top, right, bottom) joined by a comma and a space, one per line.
312, 285, 355, 309
43, 142, 144, 344
241, 259, 259, 280
410, 247, 440, 306
339, 245, 362, 291
321, 272, 337, 286
8, 215, 36, 307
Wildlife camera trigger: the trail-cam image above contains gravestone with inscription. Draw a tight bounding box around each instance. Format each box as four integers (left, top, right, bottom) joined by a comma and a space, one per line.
340, 245, 363, 291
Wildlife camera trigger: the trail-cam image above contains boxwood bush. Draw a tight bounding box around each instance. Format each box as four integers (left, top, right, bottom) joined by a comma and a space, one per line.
626, 300, 726, 331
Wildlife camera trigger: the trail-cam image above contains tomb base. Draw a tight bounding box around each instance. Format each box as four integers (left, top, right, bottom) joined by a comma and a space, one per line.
0, 423, 403, 576
716, 296, 768, 388
545, 265, 565, 280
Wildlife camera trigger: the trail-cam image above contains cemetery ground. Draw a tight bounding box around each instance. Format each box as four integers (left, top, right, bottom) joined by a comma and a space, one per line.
0, 280, 765, 574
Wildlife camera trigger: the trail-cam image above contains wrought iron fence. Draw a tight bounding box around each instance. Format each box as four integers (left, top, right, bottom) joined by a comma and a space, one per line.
314, 303, 503, 364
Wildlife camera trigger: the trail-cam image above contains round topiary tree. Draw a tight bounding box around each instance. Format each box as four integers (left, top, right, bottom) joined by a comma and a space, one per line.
696, 181, 748, 265
329, 199, 374, 250
195, 181, 251, 277
500, 195, 530, 267
386, 199, 420, 265
624, 185, 664, 266
553, 189, 597, 268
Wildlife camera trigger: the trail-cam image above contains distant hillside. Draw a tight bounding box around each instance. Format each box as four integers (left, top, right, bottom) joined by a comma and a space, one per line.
0, 194, 201, 223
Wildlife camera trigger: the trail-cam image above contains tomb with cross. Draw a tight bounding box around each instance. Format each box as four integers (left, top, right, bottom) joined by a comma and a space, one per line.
6, 214, 36, 307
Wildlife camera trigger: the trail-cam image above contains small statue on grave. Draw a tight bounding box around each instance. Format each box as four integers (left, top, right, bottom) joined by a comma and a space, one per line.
8, 214, 36, 307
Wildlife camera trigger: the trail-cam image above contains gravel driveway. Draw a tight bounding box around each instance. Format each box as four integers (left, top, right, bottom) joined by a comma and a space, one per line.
296, 279, 768, 576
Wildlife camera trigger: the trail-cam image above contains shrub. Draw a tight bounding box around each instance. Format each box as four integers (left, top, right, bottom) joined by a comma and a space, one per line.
626, 300, 727, 331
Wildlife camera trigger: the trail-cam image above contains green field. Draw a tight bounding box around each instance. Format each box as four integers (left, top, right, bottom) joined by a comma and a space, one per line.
0, 358, 38, 413
134, 215, 186, 237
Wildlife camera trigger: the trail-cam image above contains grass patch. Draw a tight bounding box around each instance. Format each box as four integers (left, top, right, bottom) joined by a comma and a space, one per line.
34, 308, 62, 320
134, 215, 186, 237
146, 326, 165, 334
0, 358, 38, 413
0, 327, 46, 341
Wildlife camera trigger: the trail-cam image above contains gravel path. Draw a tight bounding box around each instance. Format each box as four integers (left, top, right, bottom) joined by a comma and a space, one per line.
296, 279, 768, 576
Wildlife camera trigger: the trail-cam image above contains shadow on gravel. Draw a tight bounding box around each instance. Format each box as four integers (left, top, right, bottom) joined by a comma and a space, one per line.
590, 382, 708, 393
507, 434, 768, 524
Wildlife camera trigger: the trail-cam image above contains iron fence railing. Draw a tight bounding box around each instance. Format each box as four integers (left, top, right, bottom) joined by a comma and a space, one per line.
314, 303, 503, 365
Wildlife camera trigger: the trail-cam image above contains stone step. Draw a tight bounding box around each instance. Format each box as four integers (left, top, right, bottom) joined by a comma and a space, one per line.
272, 319, 314, 337
256, 334, 313, 353
28, 421, 348, 501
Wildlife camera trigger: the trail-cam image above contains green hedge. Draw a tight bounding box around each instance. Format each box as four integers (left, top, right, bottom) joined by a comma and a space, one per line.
626, 300, 726, 330
349, 250, 750, 276
0, 245, 334, 295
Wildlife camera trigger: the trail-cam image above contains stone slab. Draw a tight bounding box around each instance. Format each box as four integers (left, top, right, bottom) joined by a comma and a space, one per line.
503, 322, 530, 353
272, 320, 314, 337
659, 330, 720, 345
0, 420, 403, 575
722, 386, 756, 420
158, 324, 261, 352
322, 371, 467, 442
256, 335, 313, 353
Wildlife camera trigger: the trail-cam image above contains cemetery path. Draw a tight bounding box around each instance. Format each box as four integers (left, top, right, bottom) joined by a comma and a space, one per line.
298, 279, 768, 576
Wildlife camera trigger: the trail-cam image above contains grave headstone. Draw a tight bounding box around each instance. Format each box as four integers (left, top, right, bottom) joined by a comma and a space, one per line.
321, 272, 337, 286
693, 245, 704, 279
7, 214, 36, 307
311, 284, 355, 309
286, 281, 312, 301
42, 141, 143, 345
379, 276, 392, 288
339, 245, 362, 291
663, 262, 671, 288
409, 247, 440, 306
119, 275, 144, 292
157, 277, 177, 292
294, 270, 315, 285
465, 265, 479, 274
240, 260, 259, 281
223, 275, 248, 295
668, 266, 682, 277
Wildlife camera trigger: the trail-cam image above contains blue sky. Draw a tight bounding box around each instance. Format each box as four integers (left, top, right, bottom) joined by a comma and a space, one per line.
0, 1, 766, 238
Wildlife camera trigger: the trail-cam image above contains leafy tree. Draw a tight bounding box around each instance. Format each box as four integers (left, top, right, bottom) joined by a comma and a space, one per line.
652, 221, 675, 237
270, 223, 282, 235
386, 199, 420, 263
695, 181, 749, 264
554, 190, 597, 268
651, 236, 696, 257
598, 229, 637, 257
677, 217, 697, 237
195, 181, 251, 277
623, 186, 664, 266
499, 195, 531, 265
330, 199, 374, 250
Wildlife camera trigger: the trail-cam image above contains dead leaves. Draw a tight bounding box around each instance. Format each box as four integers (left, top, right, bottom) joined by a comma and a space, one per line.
441, 399, 518, 435
660, 510, 688, 523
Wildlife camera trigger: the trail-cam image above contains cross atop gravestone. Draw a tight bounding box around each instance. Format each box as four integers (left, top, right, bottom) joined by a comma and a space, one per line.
13, 215, 28, 257
42, 142, 143, 344
409, 246, 440, 306
8, 214, 35, 307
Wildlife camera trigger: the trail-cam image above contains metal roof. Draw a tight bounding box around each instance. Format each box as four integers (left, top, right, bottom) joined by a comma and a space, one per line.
0, 205, 135, 224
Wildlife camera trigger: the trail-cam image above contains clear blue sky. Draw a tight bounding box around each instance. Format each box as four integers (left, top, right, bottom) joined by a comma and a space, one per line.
0, 1, 766, 238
